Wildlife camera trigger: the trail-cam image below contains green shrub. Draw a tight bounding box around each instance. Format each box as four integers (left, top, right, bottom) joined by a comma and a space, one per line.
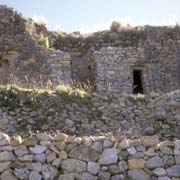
38, 33, 49, 48
110, 21, 121, 32
0, 86, 19, 110
55, 85, 90, 105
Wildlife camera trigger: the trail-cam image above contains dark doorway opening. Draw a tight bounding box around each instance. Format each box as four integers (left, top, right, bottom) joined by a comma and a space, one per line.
133, 70, 143, 94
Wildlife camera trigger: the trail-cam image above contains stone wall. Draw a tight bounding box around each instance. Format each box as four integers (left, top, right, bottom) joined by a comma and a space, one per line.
0, 5, 71, 85
0, 132, 179, 180
1, 5, 180, 94
0, 86, 179, 139
94, 34, 180, 95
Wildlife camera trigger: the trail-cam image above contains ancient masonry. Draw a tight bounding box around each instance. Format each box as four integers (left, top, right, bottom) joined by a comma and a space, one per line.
0, 5, 180, 180
1, 5, 180, 95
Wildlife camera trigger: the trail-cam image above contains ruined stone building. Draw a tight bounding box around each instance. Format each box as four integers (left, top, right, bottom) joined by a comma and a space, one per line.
0, 5, 180, 94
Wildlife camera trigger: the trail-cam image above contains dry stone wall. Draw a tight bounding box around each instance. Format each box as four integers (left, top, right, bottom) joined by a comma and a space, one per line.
0, 132, 179, 180
94, 39, 180, 95
0, 5, 71, 85
54, 27, 180, 95
1, 5, 180, 95
0, 86, 179, 139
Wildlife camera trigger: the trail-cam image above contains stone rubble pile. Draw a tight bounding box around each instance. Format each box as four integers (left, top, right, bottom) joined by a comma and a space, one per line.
0, 132, 179, 180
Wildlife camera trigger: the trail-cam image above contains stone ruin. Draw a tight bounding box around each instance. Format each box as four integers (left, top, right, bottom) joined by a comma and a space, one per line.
1, 5, 180, 95
0, 5, 179, 180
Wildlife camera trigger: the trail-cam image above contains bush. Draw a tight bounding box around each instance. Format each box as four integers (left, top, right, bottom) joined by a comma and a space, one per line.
38, 33, 49, 48
110, 21, 121, 32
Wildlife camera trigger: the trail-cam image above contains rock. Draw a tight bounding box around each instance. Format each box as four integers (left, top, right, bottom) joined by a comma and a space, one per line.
61, 159, 86, 173
111, 174, 125, 180
157, 141, 175, 148
23, 137, 37, 146
167, 165, 180, 177
52, 158, 61, 167
0, 161, 11, 172
103, 139, 113, 148
56, 142, 66, 150
0, 151, 14, 161
158, 177, 171, 180
14, 145, 29, 156
18, 155, 34, 162
0, 133, 10, 146
36, 133, 51, 141
153, 168, 166, 176
76, 172, 98, 180
91, 141, 103, 152
60, 150, 68, 159
98, 148, 118, 165
42, 164, 58, 180
144, 148, 156, 157
160, 147, 173, 155
128, 159, 145, 169
120, 139, 130, 149
58, 173, 76, 180
65, 119, 74, 127
144, 127, 155, 135
1, 170, 17, 180
175, 140, 180, 149
87, 162, 100, 175
127, 147, 137, 155
118, 160, 128, 173
128, 169, 150, 180
40, 140, 51, 146
109, 164, 120, 175
175, 155, 180, 164
29, 145, 47, 154
53, 133, 68, 141
145, 156, 163, 169
14, 168, 29, 180
98, 171, 111, 180
47, 152, 56, 163
141, 135, 159, 147
29, 171, 42, 180
120, 151, 128, 162
25, 162, 42, 172
162, 155, 174, 167
34, 153, 46, 163
69, 145, 99, 161
10, 135, 22, 146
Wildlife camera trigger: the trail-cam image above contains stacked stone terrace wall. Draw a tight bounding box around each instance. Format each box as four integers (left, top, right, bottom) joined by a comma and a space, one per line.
0, 132, 179, 179
0, 86, 179, 140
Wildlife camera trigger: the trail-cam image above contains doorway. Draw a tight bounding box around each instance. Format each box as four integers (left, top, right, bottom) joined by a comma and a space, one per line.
133, 70, 143, 94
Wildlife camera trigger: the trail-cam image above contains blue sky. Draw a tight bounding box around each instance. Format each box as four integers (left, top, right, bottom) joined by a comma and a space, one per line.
1, 0, 180, 33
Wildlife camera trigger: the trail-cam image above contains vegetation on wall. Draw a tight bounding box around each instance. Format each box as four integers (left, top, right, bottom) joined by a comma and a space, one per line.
37, 33, 49, 48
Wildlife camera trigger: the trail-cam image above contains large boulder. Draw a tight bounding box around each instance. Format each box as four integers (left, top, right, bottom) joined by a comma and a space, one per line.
29, 145, 47, 154
1, 170, 17, 180
141, 136, 159, 147
128, 169, 150, 180
167, 165, 180, 177
0, 162, 11, 173
76, 172, 98, 180
0, 151, 14, 161
145, 156, 163, 169
29, 171, 42, 180
128, 159, 145, 169
61, 159, 86, 173
87, 162, 100, 175
98, 148, 118, 165
69, 145, 99, 161
42, 164, 58, 180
